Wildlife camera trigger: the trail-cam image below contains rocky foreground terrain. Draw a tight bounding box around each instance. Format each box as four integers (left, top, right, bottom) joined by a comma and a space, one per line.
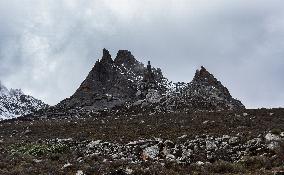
0, 49, 283, 174
0, 108, 284, 174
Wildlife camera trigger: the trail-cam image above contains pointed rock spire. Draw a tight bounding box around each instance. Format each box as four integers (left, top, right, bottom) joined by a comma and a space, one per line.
114, 50, 138, 68
194, 66, 214, 82
100, 48, 113, 64
143, 61, 155, 84
194, 66, 219, 86
192, 66, 231, 98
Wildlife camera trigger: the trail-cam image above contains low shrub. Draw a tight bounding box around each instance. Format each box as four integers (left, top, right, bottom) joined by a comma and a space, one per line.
271, 128, 282, 135
208, 160, 245, 174
239, 156, 271, 170
9, 143, 69, 157
276, 141, 284, 163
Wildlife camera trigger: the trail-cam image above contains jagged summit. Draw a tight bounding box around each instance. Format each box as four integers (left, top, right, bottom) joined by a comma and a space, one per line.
59, 49, 169, 110
193, 66, 217, 84
192, 66, 231, 97
100, 48, 113, 64
57, 49, 244, 112
114, 50, 137, 67
100, 49, 140, 68
180, 66, 245, 110
194, 66, 212, 81
114, 50, 145, 76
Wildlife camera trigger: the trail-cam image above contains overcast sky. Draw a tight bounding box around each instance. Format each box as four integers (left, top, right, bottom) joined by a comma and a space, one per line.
0, 0, 283, 108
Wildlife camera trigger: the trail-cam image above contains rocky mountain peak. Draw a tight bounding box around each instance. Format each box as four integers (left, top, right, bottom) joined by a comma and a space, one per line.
58, 49, 244, 112
114, 50, 140, 68
100, 48, 113, 64
59, 49, 170, 110
193, 66, 216, 84
192, 66, 231, 97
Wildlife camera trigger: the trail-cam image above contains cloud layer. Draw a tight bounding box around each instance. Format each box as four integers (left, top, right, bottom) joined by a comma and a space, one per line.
0, 0, 283, 108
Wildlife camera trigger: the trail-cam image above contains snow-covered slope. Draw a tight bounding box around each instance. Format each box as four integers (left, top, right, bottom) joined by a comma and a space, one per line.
0, 82, 48, 120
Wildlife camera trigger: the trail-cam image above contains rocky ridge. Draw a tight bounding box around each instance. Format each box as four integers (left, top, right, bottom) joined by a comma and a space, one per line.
0, 82, 48, 120
56, 49, 244, 115
58, 49, 170, 111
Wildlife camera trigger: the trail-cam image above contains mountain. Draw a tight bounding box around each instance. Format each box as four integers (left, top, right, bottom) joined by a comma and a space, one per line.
58, 49, 170, 110
160, 66, 245, 111
3, 50, 284, 175
57, 49, 244, 113
188, 66, 244, 110
0, 82, 48, 120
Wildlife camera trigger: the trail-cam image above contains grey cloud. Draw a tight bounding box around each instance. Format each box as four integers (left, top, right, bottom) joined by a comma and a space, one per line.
0, 0, 283, 108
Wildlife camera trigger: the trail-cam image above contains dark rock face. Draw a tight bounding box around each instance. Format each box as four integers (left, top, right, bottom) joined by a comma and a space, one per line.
58, 49, 245, 112
128, 66, 244, 112
59, 49, 169, 111
192, 66, 230, 97
114, 50, 140, 69
182, 66, 245, 110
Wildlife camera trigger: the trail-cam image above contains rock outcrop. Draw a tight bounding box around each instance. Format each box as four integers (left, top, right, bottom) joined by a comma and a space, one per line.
130, 66, 244, 112
180, 66, 244, 110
